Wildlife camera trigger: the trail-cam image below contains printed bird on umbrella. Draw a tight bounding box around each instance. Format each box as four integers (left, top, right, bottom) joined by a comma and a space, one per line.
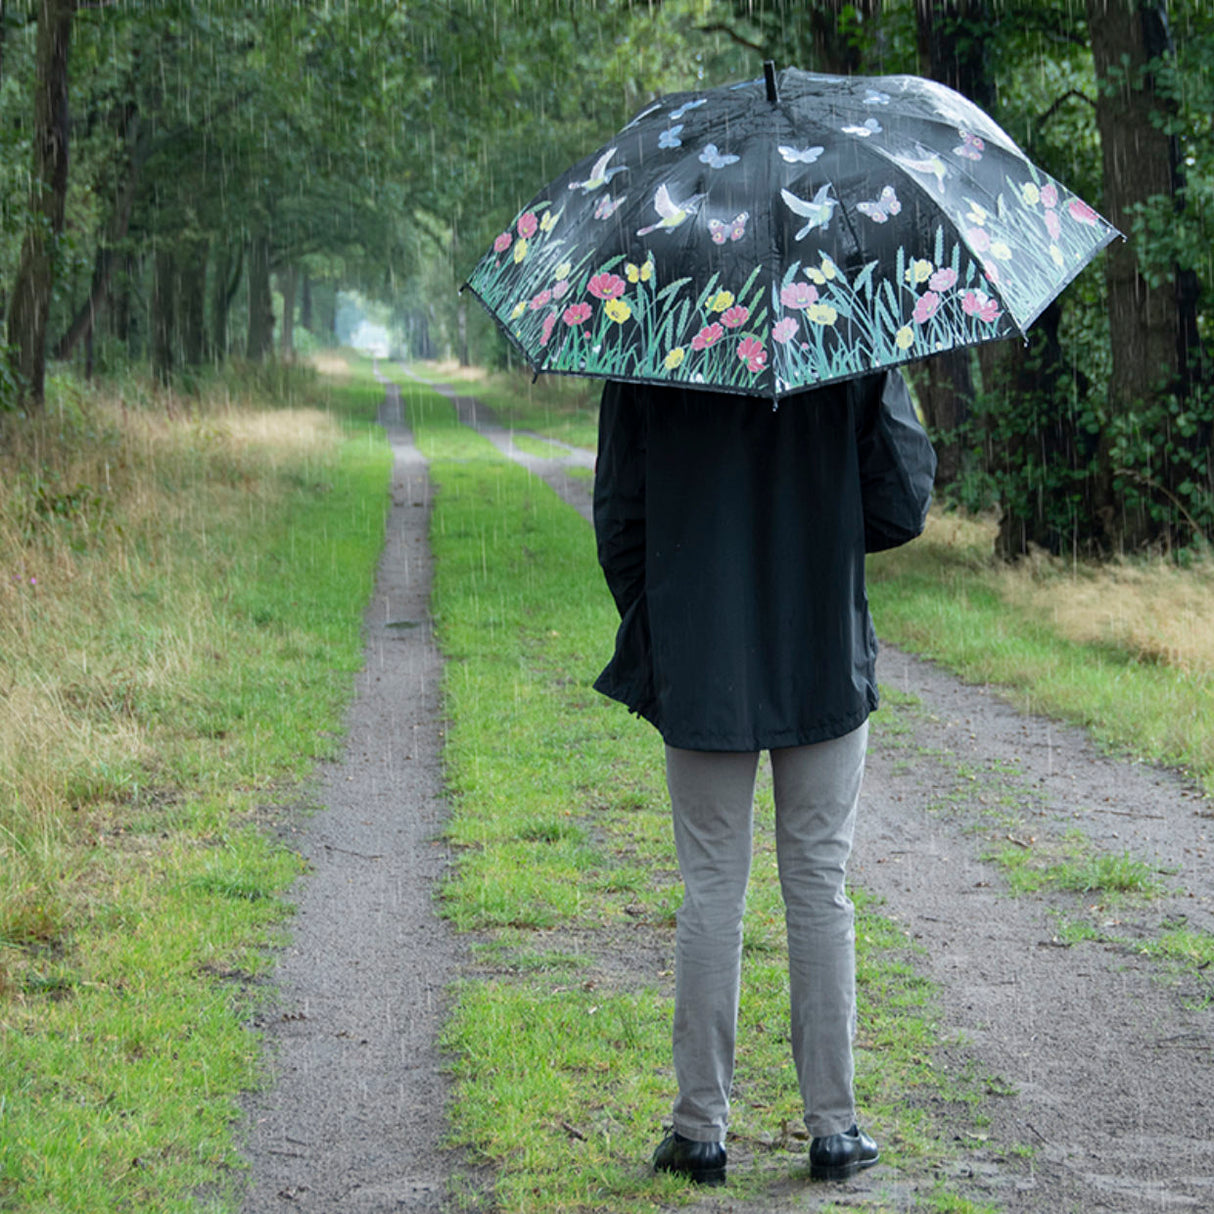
465, 63, 1118, 401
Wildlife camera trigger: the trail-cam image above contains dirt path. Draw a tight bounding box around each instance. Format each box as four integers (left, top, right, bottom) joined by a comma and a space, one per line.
240, 370, 1212, 1213
239, 374, 474, 1212
430, 375, 1214, 1212
855, 655, 1214, 1212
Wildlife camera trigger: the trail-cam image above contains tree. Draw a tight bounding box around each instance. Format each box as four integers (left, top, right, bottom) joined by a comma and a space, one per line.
6, 0, 74, 407
1086, 0, 1185, 548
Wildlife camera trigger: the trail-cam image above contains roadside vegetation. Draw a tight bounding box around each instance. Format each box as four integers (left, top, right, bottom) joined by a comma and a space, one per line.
0, 360, 388, 1211
867, 512, 1214, 795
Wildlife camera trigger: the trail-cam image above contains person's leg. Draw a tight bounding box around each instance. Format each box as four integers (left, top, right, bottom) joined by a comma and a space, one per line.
770, 723, 868, 1139
664, 745, 760, 1143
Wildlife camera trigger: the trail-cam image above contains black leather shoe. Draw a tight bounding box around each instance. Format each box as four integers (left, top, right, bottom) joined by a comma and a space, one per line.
652, 1131, 726, 1186
809, 1123, 879, 1181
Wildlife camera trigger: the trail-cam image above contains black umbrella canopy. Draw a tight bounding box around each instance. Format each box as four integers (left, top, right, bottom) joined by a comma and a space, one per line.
465, 65, 1118, 400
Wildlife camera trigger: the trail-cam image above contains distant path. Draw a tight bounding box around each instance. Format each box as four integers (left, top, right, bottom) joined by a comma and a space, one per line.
240, 372, 471, 1212
403, 367, 595, 524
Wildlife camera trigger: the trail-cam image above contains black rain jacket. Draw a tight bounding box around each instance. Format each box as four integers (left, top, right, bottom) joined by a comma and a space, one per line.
592, 371, 936, 752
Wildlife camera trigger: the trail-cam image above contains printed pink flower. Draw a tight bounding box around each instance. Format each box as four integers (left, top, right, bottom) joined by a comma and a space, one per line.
1044, 209, 1062, 240
962, 291, 1000, 323
721, 305, 750, 329
772, 317, 799, 344
540, 312, 557, 346
529, 289, 552, 310
553, 279, 571, 300
691, 322, 725, 351
780, 281, 819, 310
912, 291, 941, 324
493, 231, 513, 253
1068, 199, 1099, 226
984, 263, 1001, 284
737, 336, 767, 373
587, 272, 626, 300
967, 227, 991, 253
929, 267, 957, 292
562, 302, 592, 326
1040, 183, 1058, 208
517, 211, 539, 239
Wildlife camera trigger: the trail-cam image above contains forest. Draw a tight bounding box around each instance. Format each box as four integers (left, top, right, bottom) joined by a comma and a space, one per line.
1, 0, 1212, 558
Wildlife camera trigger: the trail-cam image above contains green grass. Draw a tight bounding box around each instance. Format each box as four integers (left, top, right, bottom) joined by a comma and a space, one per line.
509, 433, 575, 460
988, 840, 1164, 896
410, 361, 600, 448
392, 372, 1002, 1211
0, 363, 392, 1212
867, 535, 1214, 795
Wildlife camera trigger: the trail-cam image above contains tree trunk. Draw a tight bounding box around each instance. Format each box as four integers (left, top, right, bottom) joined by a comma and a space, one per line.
456, 295, 468, 367
914, 0, 995, 489
54, 114, 142, 362
910, 350, 973, 486
179, 237, 208, 366
0, 1, 6, 333
6, 0, 75, 408
1087, 0, 1180, 549
210, 243, 243, 362
279, 265, 297, 361
151, 245, 176, 386
810, 1, 878, 73
108, 251, 137, 352
299, 272, 312, 333
246, 232, 274, 361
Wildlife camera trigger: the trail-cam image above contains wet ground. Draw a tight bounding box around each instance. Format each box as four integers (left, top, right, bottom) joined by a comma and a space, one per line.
238, 369, 1213, 1213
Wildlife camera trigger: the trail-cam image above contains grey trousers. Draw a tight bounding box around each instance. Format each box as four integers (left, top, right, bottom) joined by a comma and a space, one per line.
665, 722, 868, 1143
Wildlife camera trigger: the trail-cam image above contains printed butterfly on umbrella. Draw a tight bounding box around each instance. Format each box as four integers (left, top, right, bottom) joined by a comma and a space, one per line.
465, 64, 1117, 400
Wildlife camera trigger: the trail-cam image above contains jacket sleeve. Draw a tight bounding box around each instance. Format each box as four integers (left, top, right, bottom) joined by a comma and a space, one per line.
854, 370, 937, 553
593, 380, 647, 617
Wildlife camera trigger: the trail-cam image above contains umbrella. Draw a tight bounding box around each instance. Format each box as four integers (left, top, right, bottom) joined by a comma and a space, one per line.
464, 63, 1118, 401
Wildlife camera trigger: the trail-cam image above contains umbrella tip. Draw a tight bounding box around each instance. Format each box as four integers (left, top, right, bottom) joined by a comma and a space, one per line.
764, 60, 778, 104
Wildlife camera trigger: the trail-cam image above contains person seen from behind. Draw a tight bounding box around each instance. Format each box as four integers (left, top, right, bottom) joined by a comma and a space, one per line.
592, 369, 936, 1185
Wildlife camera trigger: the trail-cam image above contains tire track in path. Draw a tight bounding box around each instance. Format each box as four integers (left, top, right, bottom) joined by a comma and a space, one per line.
239, 371, 474, 1212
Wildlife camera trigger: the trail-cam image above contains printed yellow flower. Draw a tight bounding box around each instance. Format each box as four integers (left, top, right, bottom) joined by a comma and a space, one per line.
510, 301, 527, 319
1021, 181, 1040, 206
710, 290, 735, 312
513, 238, 529, 264
540, 210, 559, 232
554, 260, 572, 281
807, 303, 838, 326
605, 298, 632, 323
895, 325, 915, 350
664, 347, 686, 370
1050, 244, 1065, 267
990, 240, 1012, 261
905, 259, 933, 286
805, 266, 827, 285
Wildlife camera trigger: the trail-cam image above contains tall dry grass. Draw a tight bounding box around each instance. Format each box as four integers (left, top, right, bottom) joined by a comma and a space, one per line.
915, 510, 1214, 677
0, 372, 342, 976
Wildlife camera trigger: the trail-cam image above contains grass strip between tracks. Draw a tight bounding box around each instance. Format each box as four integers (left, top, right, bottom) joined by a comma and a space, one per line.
396, 373, 999, 1214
